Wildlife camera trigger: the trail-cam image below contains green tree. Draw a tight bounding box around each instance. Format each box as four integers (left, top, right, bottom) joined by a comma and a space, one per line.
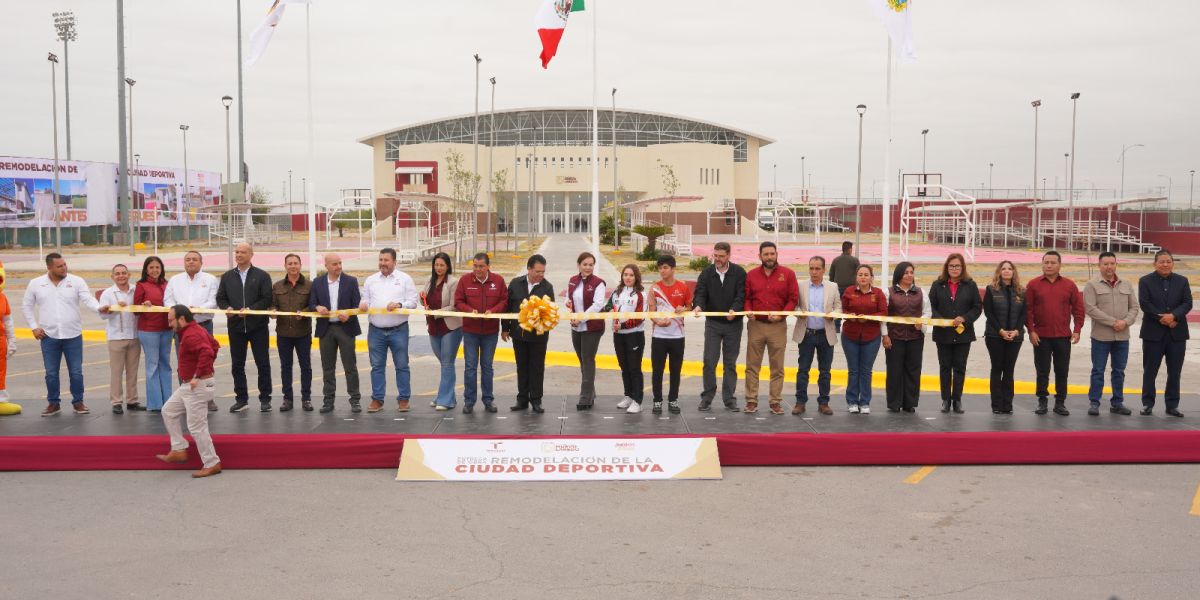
247, 184, 272, 224
656, 159, 680, 220
633, 223, 672, 255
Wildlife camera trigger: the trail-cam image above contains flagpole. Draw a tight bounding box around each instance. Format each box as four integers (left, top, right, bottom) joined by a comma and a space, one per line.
590, 0, 600, 256
881, 37, 893, 290
305, 0, 317, 279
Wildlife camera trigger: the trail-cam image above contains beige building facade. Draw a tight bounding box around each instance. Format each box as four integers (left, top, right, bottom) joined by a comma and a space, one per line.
357, 107, 772, 235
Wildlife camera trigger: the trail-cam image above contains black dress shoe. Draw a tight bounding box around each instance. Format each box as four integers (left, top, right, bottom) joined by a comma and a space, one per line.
1140, 406, 1153, 416
952, 399, 964, 414
887, 407, 900, 413
510, 404, 528, 412
1110, 404, 1131, 415
350, 403, 362, 414
1166, 408, 1184, 418
320, 404, 334, 414
902, 407, 916, 413
992, 410, 1004, 414
531, 403, 545, 414
1035, 399, 1048, 415
1087, 405, 1100, 416
1053, 404, 1070, 416
484, 404, 498, 413
260, 402, 272, 413
940, 400, 951, 414
462, 405, 474, 414
126, 403, 147, 411
111, 404, 124, 415
302, 401, 314, 412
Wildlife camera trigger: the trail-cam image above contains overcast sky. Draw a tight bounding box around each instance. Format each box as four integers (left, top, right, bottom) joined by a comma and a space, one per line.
3, 0, 1198, 204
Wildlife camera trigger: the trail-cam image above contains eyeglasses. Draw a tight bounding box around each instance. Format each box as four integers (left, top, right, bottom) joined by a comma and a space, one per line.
948, 264, 962, 269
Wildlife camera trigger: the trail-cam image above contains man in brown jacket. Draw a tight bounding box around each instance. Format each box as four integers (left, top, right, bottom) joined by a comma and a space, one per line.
1083, 252, 1139, 415
272, 253, 314, 412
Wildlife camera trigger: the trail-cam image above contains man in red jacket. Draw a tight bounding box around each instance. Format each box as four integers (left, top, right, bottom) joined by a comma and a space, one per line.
1026, 250, 1085, 416
155, 305, 222, 478
454, 253, 508, 413
743, 241, 799, 414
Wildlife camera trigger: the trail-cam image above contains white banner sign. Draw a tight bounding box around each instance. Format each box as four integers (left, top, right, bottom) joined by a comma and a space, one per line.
397, 438, 722, 482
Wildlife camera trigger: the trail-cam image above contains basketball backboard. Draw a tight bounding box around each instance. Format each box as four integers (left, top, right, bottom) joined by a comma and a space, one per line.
902, 173, 942, 198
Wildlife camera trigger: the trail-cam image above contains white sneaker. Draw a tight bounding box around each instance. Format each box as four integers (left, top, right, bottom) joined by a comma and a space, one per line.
626, 401, 643, 414
848, 404, 860, 414
617, 397, 633, 409
860, 406, 871, 415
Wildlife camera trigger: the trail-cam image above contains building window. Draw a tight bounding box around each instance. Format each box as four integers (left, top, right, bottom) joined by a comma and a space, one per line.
411, 174, 424, 185
716, 169, 720, 185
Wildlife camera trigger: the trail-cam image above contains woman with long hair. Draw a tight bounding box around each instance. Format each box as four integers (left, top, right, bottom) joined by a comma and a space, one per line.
566, 252, 607, 410
841, 265, 888, 414
929, 253, 983, 414
609, 264, 648, 414
420, 252, 462, 411
134, 256, 173, 411
983, 260, 1026, 414
882, 261, 930, 413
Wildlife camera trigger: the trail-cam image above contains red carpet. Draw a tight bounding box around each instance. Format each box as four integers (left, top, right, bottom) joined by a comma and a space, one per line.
3, 430, 1199, 471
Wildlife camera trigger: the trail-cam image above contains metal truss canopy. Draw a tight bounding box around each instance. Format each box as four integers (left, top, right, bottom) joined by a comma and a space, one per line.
373, 108, 769, 163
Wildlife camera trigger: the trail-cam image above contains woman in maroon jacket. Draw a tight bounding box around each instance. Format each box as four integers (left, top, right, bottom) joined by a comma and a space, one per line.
134, 256, 173, 411
841, 265, 888, 414
566, 252, 606, 410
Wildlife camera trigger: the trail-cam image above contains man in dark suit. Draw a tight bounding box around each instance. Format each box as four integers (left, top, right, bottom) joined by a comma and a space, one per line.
216, 242, 274, 413
1138, 249, 1192, 417
309, 253, 362, 413
501, 254, 554, 413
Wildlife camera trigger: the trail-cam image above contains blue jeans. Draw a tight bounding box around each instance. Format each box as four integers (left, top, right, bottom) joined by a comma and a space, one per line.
842, 336, 882, 407
41, 335, 84, 405
461, 331, 498, 407
795, 331, 834, 405
1089, 339, 1129, 406
367, 323, 411, 403
429, 329, 463, 408
138, 330, 174, 410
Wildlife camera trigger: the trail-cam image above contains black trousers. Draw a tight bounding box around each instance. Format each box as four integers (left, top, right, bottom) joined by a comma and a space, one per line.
514, 335, 549, 406
701, 319, 742, 405
319, 324, 360, 406
885, 337, 923, 410
651, 337, 685, 402
935, 342, 971, 403
1033, 337, 1071, 403
229, 326, 272, 404
985, 337, 1022, 412
1142, 338, 1186, 410
613, 331, 645, 403
277, 335, 313, 402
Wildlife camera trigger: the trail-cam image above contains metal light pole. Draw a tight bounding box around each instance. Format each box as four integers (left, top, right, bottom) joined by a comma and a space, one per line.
472, 53, 481, 255
126, 77, 136, 244
236, 0, 245, 184
288, 170, 293, 205
48, 52, 62, 252
611, 87, 619, 247
178, 124, 189, 255
1119, 143, 1145, 231
855, 104, 866, 258
920, 129, 929, 176
488, 76, 496, 253
116, 0, 131, 254
1158, 174, 1172, 206
988, 162, 994, 198
1031, 100, 1041, 245
1190, 169, 1195, 211
772, 164, 777, 196
800, 155, 806, 200
1067, 92, 1080, 252
134, 153, 141, 245
222, 95, 233, 185
53, 12, 76, 160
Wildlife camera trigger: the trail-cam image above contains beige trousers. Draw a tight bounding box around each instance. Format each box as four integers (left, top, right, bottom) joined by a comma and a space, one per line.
162, 377, 220, 468
744, 319, 788, 404
108, 339, 141, 406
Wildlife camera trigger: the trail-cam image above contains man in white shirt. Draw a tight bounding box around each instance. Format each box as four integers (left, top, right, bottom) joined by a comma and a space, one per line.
98, 264, 143, 414
163, 250, 219, 334
358, 247, 419, 413
22, 253, 100, 416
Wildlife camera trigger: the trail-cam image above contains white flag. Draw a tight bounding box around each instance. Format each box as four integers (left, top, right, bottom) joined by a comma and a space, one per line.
244, 0, 307, 68
868, 0, 916, 63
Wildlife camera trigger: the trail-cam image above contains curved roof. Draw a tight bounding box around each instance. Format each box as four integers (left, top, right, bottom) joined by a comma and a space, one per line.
356, 106, 774, 146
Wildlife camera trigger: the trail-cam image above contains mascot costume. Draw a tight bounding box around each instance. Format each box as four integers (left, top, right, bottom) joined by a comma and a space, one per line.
0, 260, 19, 415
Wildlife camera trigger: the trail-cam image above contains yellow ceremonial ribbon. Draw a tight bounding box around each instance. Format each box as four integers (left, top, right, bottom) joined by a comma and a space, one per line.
106, 303, 964, 332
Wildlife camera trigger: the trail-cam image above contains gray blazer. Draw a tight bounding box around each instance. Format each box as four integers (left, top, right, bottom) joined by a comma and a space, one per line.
425, 276, 462, 331
791, 278, 840, 347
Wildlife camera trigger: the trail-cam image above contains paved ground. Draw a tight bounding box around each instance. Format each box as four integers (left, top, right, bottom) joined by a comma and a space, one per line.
2, 465, 1198, 599
3, 235, 1199, 600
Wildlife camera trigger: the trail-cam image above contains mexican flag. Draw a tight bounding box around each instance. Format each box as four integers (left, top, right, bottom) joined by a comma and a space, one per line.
536, 0, 585, 69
